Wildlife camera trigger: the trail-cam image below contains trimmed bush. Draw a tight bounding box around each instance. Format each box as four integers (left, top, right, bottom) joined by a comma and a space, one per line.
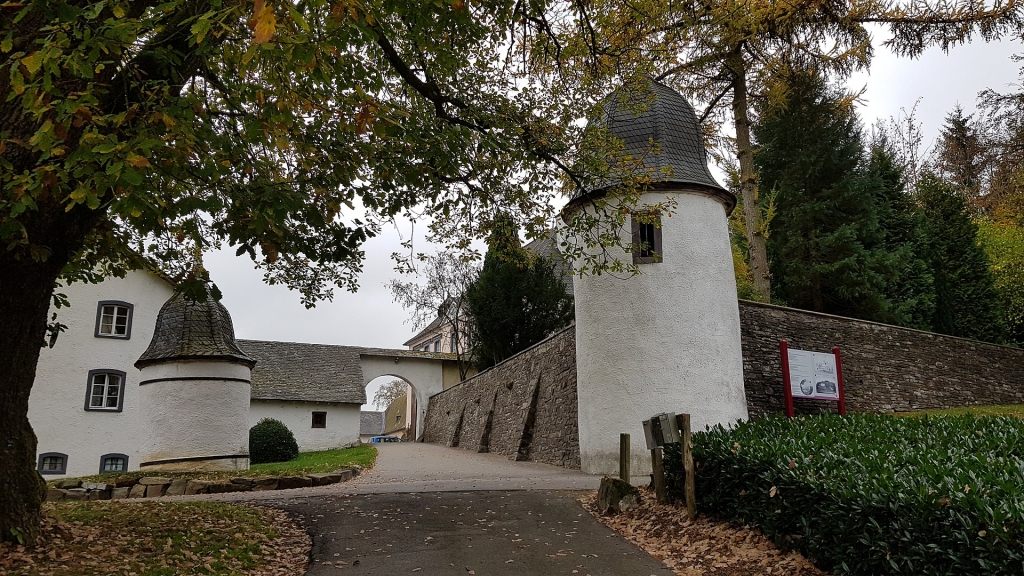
666, 414, 1024, 575
249, 418, 299, 464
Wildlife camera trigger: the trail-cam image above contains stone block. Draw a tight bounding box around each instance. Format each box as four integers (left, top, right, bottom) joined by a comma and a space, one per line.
146, 484, 167, 498
46, 488, 66, 502
128, 484, 147, 498
335, 469, 355, 482
82, 482, 112, 491
56, 479, 82, 489
138, 476, 173, 485
230, 477, 255, 487
64, 488, 88, 501
252, 478, 279, 491
115, 477, 139, 488
184, 480, 212, 495
307, 473, 342, 486
207, 482, 250, 494
275, 476, 313, 490
596, 477, 640, 515
86, 489, 110, 501
165, 479, 189, 497
111, 487, 131, 499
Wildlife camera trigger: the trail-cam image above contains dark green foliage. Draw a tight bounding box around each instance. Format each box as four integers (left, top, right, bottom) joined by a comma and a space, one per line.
916, 174, 1007, 342
248, 418, 299, 465
754, 73, 897, 320
666, 414, 1024, 575
466, 218, 575, 369
867, 140, 936, 329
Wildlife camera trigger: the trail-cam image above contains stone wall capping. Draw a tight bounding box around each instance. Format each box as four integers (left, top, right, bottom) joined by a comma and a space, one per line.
138, 476, 173, 485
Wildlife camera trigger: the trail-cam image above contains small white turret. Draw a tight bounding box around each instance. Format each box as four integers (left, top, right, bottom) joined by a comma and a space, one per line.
134, 287, 255, 471
565, 81, 748, 475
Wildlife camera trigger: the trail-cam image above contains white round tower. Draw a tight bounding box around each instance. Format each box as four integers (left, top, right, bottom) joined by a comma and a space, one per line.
565, 81, 748, 475
134, 287, 255, 471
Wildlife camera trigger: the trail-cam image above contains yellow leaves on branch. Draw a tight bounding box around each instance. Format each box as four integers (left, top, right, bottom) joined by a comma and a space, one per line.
250, 0, 277, 44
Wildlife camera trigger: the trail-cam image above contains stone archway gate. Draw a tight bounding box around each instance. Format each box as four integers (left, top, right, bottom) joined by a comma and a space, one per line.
357, 348, 462, 439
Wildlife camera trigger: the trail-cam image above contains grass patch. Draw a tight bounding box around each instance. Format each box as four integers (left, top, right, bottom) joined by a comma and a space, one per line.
900, 403, 1024, 418
668, 414, 1024, 575
0, 502, 306, 575
49, 445, 377, 487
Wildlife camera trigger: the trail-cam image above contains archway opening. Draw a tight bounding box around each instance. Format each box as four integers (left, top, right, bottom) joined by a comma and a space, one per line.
362, 375, 418, 440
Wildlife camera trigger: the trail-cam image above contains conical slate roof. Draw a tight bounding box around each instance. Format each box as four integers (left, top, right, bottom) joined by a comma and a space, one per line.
567, 81, 733, 213
135, 287, 256, 369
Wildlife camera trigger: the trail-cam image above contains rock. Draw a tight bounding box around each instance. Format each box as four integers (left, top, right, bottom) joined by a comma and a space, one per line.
138, 476, 173, 485
64, 488, 88, 501
165, 479, 189, 497
128, 484, 147, 498
276, 476, 313, 490
115, 477, 139, 488
111, 487, 131, 499
335, 469, 355, 482
56, 479, 82, 489
86, 489, 109, 501
230, 477, 255, 487
46, 488, 66, 502
184, 480, 212, 495
82, 482, 111, 491
307, 473, 342, 486
146, 484, 167, 498
207, 482, 250, 494
596, 476, 641, 514
252, 478, 279, 491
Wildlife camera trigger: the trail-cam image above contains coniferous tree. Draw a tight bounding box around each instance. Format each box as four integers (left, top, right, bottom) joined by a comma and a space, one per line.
867, 139, 936, 330
936, 107, 987, 199
465, 217, 575, 370
916, 174, 1006, 343
754, 72, 896, 320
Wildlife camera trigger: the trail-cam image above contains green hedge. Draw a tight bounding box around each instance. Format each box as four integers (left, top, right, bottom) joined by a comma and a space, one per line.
665, 414, 1024, 575
249, 418, 299, 464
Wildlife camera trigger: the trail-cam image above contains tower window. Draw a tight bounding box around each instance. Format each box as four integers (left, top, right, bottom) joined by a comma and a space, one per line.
99, 453, 129, 474
94, 301, 134, 339
312, 411, 327, 428
631, 214, 663, 264
84, 369, 127, 412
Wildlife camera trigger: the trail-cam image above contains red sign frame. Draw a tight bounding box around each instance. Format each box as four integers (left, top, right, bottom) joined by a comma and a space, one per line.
780, 340, 846, 417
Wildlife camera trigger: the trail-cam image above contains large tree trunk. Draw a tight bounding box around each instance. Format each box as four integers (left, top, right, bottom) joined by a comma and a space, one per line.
729, 48, 771, 301
0, 254, 64, 546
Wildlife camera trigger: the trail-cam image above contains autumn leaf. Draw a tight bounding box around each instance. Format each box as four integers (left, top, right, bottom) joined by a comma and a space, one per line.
252, 1, 277, 44
126, 154, 150, 168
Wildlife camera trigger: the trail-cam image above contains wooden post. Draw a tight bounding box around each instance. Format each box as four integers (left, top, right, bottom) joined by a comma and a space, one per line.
780, 340, 795, 418
651, 448, 667, 504
681, 414, 696, 518
833, 346, 847, 416
619, 433, 630, 485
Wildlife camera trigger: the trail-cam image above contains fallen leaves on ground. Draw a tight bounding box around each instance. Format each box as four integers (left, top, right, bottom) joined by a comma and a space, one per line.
0, 502, 309, 575
582, 489, 827, 576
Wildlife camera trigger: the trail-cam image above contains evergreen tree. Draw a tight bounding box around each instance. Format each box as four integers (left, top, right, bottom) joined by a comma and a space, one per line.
936, 106, 987, 199
916, 174, 1006, 343
754, 72, 896, 320
465, 218, 575, 369
867, 139, 937, 330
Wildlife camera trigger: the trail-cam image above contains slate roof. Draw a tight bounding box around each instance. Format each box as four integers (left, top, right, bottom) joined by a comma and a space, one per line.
403, 313, 447, 347
136, 288, 255, 369
239, 340, 455, 405
524, 235, 574, 295
360, 411, 385, 436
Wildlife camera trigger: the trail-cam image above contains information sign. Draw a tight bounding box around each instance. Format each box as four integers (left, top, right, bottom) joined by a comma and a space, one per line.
779, 341, 846, 417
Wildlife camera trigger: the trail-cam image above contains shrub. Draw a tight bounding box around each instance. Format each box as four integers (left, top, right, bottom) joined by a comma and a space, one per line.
665, 414, 1024, 575
249, 418, 299, 464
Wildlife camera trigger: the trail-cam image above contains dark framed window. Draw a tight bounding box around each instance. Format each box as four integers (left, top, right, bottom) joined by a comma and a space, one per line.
631, 213, 663, 264
99, 453, 129, 474
433, 340, 440, 352
38, 452, 68, 475
84, 369, 127, 412
94, 301, 134, 339
312, 411, 327, 429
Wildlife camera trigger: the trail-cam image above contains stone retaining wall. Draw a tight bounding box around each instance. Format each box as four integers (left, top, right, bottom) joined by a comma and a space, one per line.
422, 303, 1024, 468
738, 301, 1024, 418
421, 325, 579, 468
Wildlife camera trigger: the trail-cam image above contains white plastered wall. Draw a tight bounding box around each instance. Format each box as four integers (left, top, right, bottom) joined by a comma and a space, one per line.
249, 400, 361, 451
358, 354, 446, 441
137, 360, 251, 470
572, 189, 748, 476
28, 270, 174, 478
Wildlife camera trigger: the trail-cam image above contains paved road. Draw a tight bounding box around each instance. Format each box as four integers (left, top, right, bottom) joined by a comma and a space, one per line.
194, 443, 669, 575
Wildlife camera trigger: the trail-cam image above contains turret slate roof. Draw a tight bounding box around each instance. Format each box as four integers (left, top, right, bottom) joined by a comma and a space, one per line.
566, 81, 734, 214
136, 288, 255, 369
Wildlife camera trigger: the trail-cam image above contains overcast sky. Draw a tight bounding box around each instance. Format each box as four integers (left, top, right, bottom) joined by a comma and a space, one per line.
205, 28, 1023, 407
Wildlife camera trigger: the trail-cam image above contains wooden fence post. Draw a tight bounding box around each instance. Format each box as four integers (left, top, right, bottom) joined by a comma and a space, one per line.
681, 413, 696, 518
652, 448, 667, 504
619, 433, 630, 485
